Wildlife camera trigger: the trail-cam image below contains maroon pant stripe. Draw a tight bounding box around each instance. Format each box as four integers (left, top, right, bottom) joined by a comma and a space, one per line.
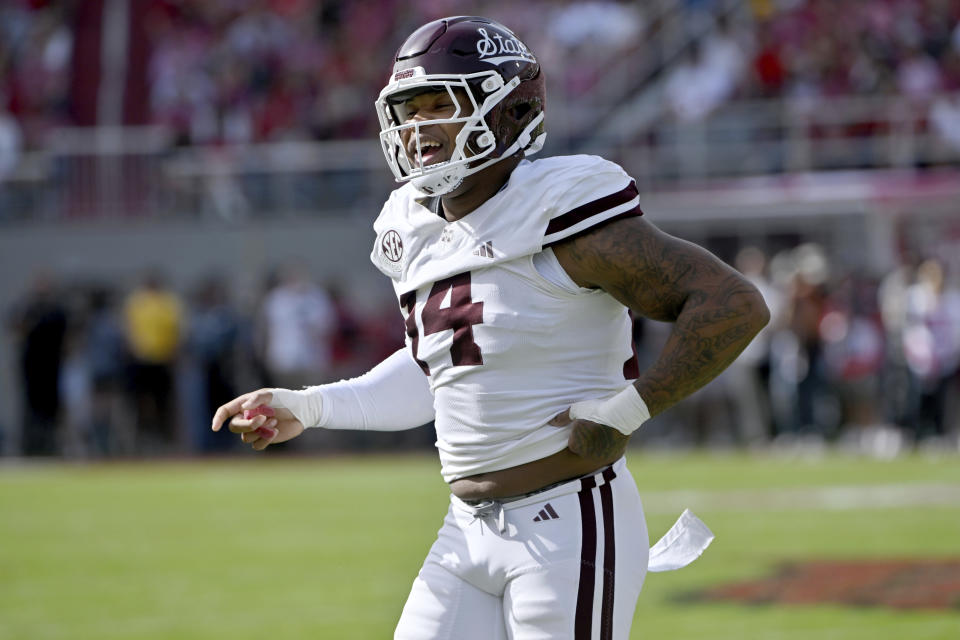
575, 476, 598, 639
598, 467, 618, 640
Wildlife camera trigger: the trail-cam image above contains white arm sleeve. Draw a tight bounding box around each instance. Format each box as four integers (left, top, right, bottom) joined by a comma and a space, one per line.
270, 349, 435, 431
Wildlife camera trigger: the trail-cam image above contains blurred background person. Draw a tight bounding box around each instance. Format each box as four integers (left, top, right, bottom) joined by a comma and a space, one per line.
84, 285, 132, 456
767, 244, 835, 447
821, 274, 897, 457
123, 270, 184, 454
259, 261, 336, 391
901, 258, 960, 444
183, 274, 242, 454
8, 272, 67, 456
726, 246, 782, 447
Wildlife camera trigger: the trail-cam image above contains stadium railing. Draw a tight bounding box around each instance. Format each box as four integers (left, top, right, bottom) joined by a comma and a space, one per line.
1, 92, 958, 222
585, 92, 960, 190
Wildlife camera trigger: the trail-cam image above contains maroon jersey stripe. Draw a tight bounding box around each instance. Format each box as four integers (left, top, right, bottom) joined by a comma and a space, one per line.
543, 206, 643, 249
545, 180, 640, 236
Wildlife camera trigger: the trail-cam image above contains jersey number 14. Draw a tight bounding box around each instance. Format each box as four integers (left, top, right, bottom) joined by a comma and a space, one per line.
399, 273, 483, 375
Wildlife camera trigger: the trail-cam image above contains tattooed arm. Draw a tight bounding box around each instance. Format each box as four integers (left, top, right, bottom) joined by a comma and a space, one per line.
551, 215, 770, 459
447, 215, 769, 500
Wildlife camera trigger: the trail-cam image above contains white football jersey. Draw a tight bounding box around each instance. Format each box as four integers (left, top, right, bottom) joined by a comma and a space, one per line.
370, 154, 643, 481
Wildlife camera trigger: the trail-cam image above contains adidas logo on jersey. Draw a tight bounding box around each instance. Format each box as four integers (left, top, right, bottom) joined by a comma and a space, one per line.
473, 240, 494, 258
532, 503, 560, 522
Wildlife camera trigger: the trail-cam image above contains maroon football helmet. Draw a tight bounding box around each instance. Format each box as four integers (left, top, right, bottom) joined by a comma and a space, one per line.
376, 16, 546, 195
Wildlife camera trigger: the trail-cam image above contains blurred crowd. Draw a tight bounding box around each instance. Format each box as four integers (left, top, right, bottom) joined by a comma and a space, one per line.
5, 265, 405, 458
5, 1, 959, 150
665, 0, 960, 137
643, 244, 960, 455
2, 0, 959, 207
0, 0, 646, 151
747, 0, 960, 101
6, 246, 960, 458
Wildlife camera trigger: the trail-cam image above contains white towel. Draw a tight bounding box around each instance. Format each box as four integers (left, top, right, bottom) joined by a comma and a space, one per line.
648, 509, 715, 573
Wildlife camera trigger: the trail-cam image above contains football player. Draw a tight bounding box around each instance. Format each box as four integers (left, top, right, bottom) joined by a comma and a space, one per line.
213, 16, 769, 639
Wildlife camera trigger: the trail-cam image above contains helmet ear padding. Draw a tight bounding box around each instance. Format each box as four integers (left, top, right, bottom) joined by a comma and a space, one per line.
486, 69, 546, 157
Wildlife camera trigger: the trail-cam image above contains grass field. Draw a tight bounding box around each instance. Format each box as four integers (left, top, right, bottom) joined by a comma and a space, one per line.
1, 450, 958, 639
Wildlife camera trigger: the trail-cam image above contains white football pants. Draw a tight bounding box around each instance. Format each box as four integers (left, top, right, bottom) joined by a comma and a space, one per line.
394, 457, 649, 639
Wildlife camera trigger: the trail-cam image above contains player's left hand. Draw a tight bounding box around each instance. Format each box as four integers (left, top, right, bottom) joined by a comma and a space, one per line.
211, 389, 305, 451
549, 409, 629, 464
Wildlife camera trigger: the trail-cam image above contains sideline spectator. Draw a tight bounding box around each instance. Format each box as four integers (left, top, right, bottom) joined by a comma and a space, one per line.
58, 286, 93, 458
901, 258, 960, 442
84, 286, 131, 455
185, 274, 241, 453
123, 270, 184, 453
726, 246, 782, 446
821, 274, 894, 455
260, 261, 336, 390
767, 244, 834, 444
8, 272, 67, 455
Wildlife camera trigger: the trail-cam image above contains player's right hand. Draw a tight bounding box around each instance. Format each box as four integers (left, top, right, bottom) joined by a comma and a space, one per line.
549, 407, 629, 465
211, 389, 305, 451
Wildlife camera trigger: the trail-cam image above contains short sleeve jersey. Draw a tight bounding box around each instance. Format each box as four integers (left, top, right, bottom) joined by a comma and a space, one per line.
370, 155, 642, 481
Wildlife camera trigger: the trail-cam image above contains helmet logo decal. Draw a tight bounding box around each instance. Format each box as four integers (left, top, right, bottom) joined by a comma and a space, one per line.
476, 27, 535, 66
381, 230, 404, 262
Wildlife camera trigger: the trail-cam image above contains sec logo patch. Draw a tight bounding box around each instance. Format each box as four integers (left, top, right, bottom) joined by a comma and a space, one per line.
382, 230, 403, 262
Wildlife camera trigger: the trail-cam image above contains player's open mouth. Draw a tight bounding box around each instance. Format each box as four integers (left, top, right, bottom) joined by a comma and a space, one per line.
409, 135, 446, 167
